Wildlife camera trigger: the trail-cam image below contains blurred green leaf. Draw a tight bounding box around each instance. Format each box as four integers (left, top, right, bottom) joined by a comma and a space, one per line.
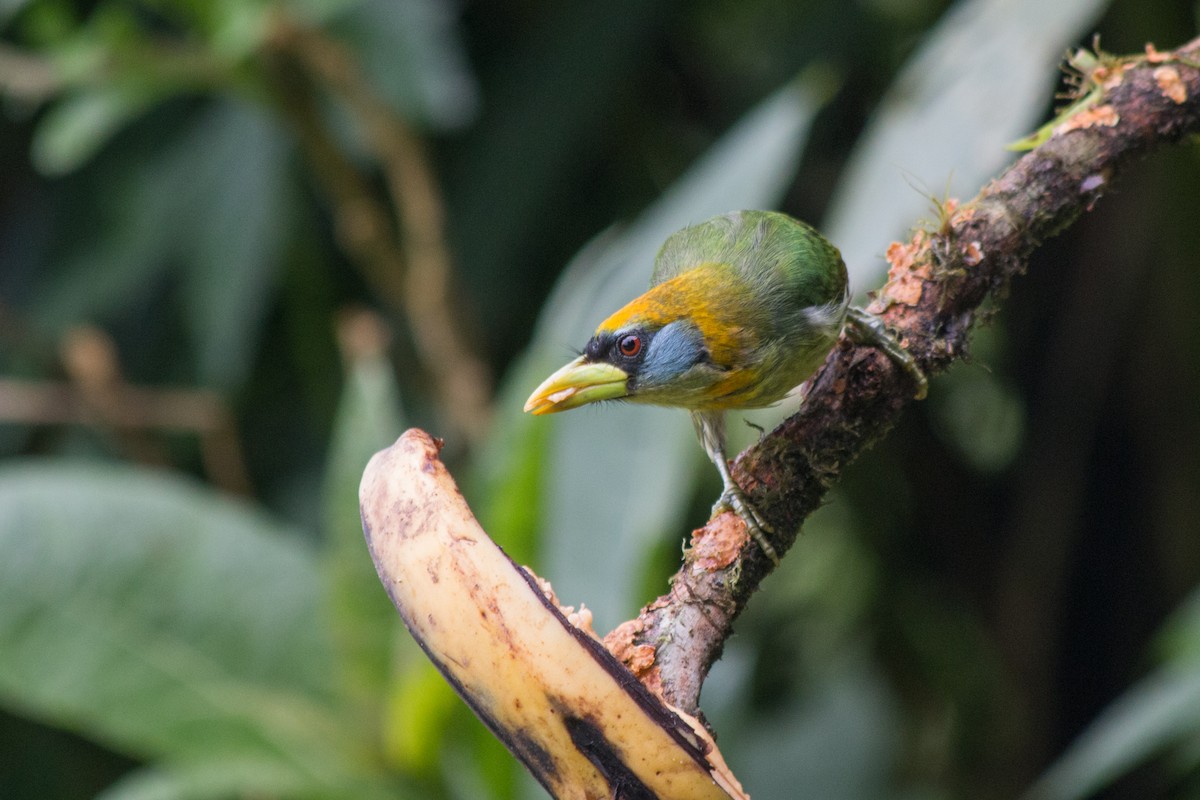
471, 372, 551, 566
381, 657, 458, 774
0, 462, 373, 794
33, 140, 188, 335
0, 0, 34, 29
1024, 668, 1200, 800
146, 0, 271, 59
1024, 579, 1200, 799
331, 0, 478, 130
31, 85, 157, 175
180, 99, 294, 390
444, 0, 670, 316
38, 3, 136, 84
34, 98, 294, 390
707, 649, 902, 800
95, 755, 409, 800
95, 759, 312, 800
748, 502, 878, 647
322, 327, 405, 712
825, 0, 1112, 291
924, 325, 1026, 473
930, 367, 1026, 473
485, 72, 834, 630
1158, 589, 1200, 666
287, 0, 362, 23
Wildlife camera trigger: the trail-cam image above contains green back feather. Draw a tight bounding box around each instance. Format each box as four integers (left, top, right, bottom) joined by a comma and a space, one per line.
651, 210, 848, 311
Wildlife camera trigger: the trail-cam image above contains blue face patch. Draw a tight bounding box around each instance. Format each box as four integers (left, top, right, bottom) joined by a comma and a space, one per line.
636, 320, 707, 389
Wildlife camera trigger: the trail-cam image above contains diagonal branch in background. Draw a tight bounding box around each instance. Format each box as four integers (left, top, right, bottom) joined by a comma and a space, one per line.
0, 43, 61, 100
605, 36, 1200, 717
265, 14, 493, 448
0, 326, 253, 495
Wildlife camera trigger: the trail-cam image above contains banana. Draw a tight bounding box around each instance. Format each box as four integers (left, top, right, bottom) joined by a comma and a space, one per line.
359, 429, 748, 800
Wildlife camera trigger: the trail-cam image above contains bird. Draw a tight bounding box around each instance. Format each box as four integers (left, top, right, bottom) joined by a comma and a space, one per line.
524, 210, 925, 563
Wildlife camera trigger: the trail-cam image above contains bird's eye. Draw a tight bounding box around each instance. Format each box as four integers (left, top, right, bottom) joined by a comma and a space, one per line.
617, 334, 643, 358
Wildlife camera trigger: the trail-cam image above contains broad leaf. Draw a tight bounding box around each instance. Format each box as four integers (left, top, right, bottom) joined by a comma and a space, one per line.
31, 85, 159, 176
331, 0, 479, 130
34, 99, 294, 391
180, 100, 294, 390
323, 328, 406, 711
824, 0, 1112, 291
1024, 669, 1200, 800
0, 462, 370, 793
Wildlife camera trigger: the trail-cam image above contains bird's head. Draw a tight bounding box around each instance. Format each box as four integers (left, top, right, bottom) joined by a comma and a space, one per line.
523, 265, 760, 415
524, 210, 848, 416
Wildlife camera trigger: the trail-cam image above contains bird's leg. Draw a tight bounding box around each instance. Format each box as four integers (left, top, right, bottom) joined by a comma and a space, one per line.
691, 411, 780, 565
844, 307, 928, 400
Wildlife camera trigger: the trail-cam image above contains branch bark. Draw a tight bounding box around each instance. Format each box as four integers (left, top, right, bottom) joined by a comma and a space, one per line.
604, 36, 1200, 716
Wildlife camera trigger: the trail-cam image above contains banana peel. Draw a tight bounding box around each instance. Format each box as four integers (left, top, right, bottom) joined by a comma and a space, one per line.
359, 429, 748, 800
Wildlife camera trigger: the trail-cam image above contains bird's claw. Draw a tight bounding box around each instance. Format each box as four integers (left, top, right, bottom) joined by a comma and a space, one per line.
713, 487, 780, 565
845, 307, 928, 400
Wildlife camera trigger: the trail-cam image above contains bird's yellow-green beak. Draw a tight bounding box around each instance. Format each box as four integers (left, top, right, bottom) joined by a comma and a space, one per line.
523, 356, 630, 415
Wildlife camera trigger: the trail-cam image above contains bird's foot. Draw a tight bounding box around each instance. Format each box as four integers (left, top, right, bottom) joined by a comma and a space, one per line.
712, 486, 780, 565
845, 307, 928, 400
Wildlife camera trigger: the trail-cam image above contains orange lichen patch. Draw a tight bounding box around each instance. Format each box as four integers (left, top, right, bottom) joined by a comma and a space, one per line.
888, 266, 931, 305
1145, 43, 1170, 64
881, 233, 933, 306
603, 619, 660, 688
962, 241, 983, 266
1056, 104, 1120, 135
691, 513, 747, 571
1154, 66, 1188, 104
1091, 63, 1129, 91
604, 618, 643, 656
950, 204, 978, 226
885, 238, 918, 273
625, 644, 658, 676
639, 664, 665, 698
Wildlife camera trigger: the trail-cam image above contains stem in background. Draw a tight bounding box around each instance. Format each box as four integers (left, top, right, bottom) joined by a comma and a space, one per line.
266, 15, 493, 448
0, 326, 252, 495
0, 43, 60, 100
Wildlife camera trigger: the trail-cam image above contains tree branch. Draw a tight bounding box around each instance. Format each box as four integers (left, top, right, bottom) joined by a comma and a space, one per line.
604, 36, 1200, 716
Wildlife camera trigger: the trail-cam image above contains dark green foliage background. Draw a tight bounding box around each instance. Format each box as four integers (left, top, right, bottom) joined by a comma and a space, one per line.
2, 1, 1200, 798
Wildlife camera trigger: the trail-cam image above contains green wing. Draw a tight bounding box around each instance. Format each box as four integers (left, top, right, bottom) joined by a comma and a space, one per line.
651, 210, 847, 310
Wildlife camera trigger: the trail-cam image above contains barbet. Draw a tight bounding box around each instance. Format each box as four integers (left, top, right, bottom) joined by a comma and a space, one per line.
525, 210, 925, 562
